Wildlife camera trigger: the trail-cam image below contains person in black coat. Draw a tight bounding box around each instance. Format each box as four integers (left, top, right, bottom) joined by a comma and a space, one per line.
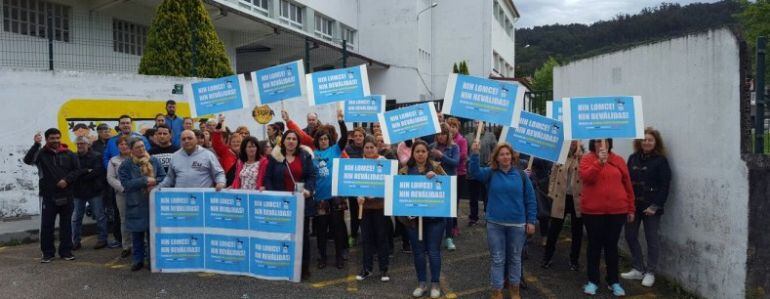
621, 127, 672, 287
23, 128, 81, 262
71, 136, 109, 250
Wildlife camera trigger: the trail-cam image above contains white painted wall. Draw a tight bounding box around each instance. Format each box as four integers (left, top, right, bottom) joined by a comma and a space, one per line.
553, 29, 747, 298
0, 68, 335, 217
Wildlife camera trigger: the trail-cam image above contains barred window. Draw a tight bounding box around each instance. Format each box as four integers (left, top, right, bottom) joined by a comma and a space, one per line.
2, 0, 71, 42
279, 0, 303, 29
314, 14, 333, 41
239, 0, 268, 16
113, 19, 147, 56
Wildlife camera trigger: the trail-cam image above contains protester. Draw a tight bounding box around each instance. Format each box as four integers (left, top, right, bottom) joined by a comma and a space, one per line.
429, 124, 459, 251
397, 140, 413, 167
304, 112, 320, 137
102, 115, 150, 168
543, 141, 584, 271
153, 113, 166, 128
231, 136, 261, 190
267, 122, 283, 148
464, 121, 497, 226
148, 124, 179, 174
106, 135, 133, 258
579, 139, 635, 296
118, 138, 165, 271
91, 123, 113, 154
311, 110, 348, 270
256, 140, 272, 190
263, 130, 317, 280
446, 117, 467, 237
164, 100, 184, 147
470, 141, 537, 299
182, 117, 195, 132
519, 154, 553, 247
345, 127, 366, 246
143, 127, 157, 148
375, 133, 396, 159
235, 126, 250, 137
24, 129, 80, 263
621, 128, 672, 288
398, 139, 447, 299
71, 136, 108, 250
210, 116, 243, 186
91, 123, 118, 249
356, 136, 391, 282
160, 130, 225, 190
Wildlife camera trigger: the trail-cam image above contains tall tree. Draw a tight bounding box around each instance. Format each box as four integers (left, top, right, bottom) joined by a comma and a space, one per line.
531, 57, 559, 92
738, 0, 770, 81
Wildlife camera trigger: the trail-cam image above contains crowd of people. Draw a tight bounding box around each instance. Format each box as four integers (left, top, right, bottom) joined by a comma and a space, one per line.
24, 100, 672, 298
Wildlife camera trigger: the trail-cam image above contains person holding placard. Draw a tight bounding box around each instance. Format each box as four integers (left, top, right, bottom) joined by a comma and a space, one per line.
230, 136, 262, 190
543, 141, 584, 271
311, 109, 348, 270
429, 124, 460, 251
397, 139, 447, 299
355, 136, 392, 282
445, 118, 467, 239
469, 141, 537, 299
210, 116, 243, 187
579, 139, 635, 296
345, 127, 367, 246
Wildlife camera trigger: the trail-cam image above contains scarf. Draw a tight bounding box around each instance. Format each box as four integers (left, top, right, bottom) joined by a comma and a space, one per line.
132, 154, 155, 178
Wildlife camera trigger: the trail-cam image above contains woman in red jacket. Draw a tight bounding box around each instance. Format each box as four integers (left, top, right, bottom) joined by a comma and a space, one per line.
579, 139, 634, 297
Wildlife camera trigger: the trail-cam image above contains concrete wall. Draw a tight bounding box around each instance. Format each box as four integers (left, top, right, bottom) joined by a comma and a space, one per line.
553, 29, 747, 298
0, 68, 335, 217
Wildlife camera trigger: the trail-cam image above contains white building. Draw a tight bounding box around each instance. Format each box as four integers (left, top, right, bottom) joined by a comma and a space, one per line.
0, 0, 520, 103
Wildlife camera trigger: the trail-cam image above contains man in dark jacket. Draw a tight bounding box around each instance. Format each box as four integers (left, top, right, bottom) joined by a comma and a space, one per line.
24, 128, 81, 263
72, 136, 108, 250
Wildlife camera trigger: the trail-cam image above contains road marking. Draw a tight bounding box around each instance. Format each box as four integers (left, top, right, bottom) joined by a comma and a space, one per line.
446, 286, 488, 298
311, 275, 355, 288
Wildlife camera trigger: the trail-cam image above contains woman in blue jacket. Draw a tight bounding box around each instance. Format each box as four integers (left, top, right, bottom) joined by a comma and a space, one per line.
469, 141, 537, 299
118, 137, 165, 272
428, 123, 460, 251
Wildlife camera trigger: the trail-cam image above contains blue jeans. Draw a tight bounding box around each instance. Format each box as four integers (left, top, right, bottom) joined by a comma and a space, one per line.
72, 195, 107, 244
406, 219, 445, 283
486, 222, 526, 289
131, 231, 149, 264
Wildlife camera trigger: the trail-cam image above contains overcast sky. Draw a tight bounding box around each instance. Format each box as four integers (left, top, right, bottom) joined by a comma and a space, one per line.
515, 0, 722, 29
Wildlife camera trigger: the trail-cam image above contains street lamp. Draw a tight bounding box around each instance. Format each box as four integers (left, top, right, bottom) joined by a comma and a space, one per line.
417, 2, 438, 21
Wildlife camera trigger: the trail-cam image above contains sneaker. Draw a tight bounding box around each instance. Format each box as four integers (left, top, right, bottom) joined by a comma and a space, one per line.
41, 256, 54, 263
380, 271, 390, 282
430, 287, 441, 298
108, 241, 122, 249
93, 240, 108, 250
642, 273, 656, 287
412, 286, 426, 298
355, 269, 372, 281
61, 254, 76, 261
621, 269, 645, 280
608, 283, 626, 296
583, 282, 598, 295
444, 238, 456, 251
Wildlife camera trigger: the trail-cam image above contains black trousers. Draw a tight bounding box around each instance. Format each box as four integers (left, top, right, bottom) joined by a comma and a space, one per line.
316, 209, 347, 261
40, 197, 74, 258
583, 214, 626, 285
302, 216, 311, 276
543, 195, 583, 264
467, 178, 487, 221
360, 209, 389, 272
394, 217, 410, 249
348, 197, 360, 239
104, 187, 122, 243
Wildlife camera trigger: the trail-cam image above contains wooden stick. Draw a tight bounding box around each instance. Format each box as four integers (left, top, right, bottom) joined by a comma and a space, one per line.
418, 217, 423, 241
358, 202, 363, 220
474, 121, 484, 143
526, 156, 534, 171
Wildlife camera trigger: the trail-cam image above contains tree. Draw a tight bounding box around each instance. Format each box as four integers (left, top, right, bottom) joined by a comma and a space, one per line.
738, 0, 770, 81
139, 0, 233, 78
531, 57, 559, 91
459, 61, 469, 75
452, 63, 459, 74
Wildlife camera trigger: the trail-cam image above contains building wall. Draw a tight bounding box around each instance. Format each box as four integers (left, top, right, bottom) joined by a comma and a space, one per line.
553, 29, 747, 298
491, 0, 516, 76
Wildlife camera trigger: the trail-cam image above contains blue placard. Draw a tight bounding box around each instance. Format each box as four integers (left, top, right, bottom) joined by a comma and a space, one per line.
546, 100, 563, 121
306, 65, 370, 106
249, 192, 297, 234
154, 233, 205, 271
154, 190, 205, 228
563, 96, 644, 140
343, 95, 385, 123
499, 111, 570, 164
378, 102, 441, 145
205, 234, 250, 274
442, 74, 525, 127
250, 238, 297, 280
205, 192, 248, 230
251, 60, 306, 105
331, 158, 398, 198
186, 74, 250, 117
384, 175, 457, 218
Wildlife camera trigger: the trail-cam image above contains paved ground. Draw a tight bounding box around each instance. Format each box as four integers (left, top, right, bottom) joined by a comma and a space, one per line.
0, 205, 678, 299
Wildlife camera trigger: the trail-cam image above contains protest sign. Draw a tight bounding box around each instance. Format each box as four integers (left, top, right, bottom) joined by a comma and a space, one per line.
331, 158, 398, 198
563, 96, 644, 140
384, 175, 457, 218
442, 74, 525, 127
546, 100, 563, 121
251, 60, 306, 105
306, 65, 370, 106
343, 95, 385, 123
499, 111, 570, 164
378, 102, 441, 145
186, 74, 249, 117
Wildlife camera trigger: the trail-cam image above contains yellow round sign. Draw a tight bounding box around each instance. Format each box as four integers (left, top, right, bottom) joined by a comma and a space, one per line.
252, 105, 274, 124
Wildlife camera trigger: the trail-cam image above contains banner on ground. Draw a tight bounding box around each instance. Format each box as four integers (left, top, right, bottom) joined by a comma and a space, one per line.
384, 175, 457, 218
499, 111, 570, 164
562, 96, 644, 140
150, 189, 304, 282
331, 158, 398, 198
378, 102, 441, 145
306, 65, 370, 106
186, 74, 250, 117
545, 100, 563, 121
343, 95, 385, 123
442, 74, 525, 128
251, 60, 306, 105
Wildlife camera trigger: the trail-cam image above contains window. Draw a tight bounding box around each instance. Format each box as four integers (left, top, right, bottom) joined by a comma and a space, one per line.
239, 0, 268, 15
2, 0, 70, 42
314, 14, 333, 41
113, 19, 147, 56
494, 0, 514, 39
341, 26, 355, 46
279, 0, 303, 29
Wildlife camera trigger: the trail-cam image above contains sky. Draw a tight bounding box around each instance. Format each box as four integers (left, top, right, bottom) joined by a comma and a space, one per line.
515, 0, 723, 29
